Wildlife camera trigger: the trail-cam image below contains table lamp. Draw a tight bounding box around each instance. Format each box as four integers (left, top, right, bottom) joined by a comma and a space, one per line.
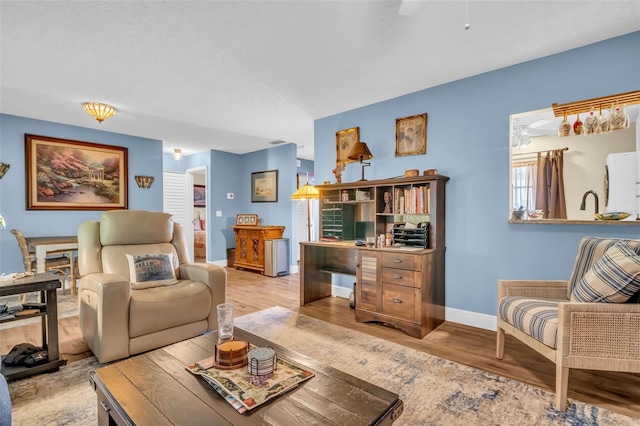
348, 142, 373, 181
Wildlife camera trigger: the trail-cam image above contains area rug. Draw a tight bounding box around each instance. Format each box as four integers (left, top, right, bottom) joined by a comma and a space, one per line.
6, 306, 639, 425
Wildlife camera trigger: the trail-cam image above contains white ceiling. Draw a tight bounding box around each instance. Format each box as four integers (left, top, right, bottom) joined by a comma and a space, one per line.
1, 1, 639, 161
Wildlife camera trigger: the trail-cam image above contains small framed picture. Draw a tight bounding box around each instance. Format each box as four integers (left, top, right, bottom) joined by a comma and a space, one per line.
251, 170, 278, 203
395, 114, 427, 157
236, 214, 259, 226
336, 127, 360, 164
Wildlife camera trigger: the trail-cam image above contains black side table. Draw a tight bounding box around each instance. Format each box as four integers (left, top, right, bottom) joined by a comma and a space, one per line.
0, 272, 67, 381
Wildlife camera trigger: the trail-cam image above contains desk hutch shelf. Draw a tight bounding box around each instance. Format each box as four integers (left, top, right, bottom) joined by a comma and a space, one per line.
302, 174, 449, 339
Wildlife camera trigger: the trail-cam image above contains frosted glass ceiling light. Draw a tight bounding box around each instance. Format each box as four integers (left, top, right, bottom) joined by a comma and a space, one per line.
173, 149, 183, 160
83, 102, 117, 123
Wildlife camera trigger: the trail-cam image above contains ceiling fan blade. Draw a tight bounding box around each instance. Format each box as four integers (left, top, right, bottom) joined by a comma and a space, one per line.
399, 0, 426, 16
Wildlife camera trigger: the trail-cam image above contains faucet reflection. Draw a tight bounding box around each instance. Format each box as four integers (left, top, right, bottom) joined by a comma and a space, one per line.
580, 190, 599, 215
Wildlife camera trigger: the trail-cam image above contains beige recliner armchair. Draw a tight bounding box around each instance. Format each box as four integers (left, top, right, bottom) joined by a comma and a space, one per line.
77, 210, 227, 363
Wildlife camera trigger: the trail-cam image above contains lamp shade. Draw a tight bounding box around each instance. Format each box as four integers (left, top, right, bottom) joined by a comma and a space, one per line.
347, 142, 373, 161
291, 183, 320, 200
83, 102, 117, 123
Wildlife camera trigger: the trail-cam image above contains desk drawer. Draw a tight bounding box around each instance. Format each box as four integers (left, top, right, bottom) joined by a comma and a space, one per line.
381, 253, 420, 271
381, 268, 421, 288
382, 283, 420, 323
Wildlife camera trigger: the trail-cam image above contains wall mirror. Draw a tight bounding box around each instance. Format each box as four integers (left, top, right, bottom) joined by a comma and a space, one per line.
509, 102, 639, 224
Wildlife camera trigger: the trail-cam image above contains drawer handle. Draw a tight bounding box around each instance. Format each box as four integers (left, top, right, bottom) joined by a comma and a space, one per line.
100, 401, 111, 413
392, 298, 403, 304
393, 274, 403, 279
393, 258, 403, 263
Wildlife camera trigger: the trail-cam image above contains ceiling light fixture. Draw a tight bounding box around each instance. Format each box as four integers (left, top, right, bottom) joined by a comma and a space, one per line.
82, 102, 117, 123
173, 149, 183, 161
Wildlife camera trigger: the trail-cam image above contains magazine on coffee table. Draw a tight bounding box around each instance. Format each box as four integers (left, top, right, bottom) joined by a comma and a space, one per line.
186, 350, 314, 413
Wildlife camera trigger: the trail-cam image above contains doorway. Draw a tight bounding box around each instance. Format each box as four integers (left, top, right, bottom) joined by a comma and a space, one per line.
186, 166, 208, 263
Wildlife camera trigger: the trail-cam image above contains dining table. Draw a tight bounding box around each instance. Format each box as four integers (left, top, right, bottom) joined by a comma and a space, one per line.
24, 235, 78, 294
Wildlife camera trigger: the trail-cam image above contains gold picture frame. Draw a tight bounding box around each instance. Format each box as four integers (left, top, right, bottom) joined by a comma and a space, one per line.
395, 113, 427, 157
25, 134, 128, 210
336, 127, 360, 164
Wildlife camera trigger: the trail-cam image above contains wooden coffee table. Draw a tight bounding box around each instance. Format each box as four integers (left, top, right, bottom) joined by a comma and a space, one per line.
90, 328, 403, 425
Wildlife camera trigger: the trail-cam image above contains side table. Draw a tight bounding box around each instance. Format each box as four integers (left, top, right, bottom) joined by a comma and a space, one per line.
0, 272, 67, 381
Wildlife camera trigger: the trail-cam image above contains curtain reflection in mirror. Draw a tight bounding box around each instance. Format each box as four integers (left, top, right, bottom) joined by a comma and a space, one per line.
512, 149, 567, 219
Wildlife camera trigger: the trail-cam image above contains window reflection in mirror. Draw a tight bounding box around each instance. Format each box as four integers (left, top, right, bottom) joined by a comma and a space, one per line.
509, 106, 639, 222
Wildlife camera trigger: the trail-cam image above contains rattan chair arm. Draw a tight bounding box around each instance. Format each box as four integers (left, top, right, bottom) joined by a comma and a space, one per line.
498, 280, 568, 300
557, 302, 640, 362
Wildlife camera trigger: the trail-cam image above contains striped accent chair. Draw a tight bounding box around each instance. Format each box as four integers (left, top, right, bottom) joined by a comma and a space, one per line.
496, 236, 640, 411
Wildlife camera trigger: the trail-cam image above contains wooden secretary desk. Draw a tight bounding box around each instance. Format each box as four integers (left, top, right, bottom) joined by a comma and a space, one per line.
232, 225, 285, 273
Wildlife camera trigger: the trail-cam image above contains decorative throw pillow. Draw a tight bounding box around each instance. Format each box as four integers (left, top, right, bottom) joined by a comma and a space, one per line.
570, 241, 640, 303
125, 253, 178, 290
200, 219, 206, 230
194, 219, 202, 231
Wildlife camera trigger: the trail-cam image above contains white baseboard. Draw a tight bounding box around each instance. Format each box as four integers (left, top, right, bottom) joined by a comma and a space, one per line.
445, 307, 497, 331
331, 286, 497, 332
332, 285, 353, 299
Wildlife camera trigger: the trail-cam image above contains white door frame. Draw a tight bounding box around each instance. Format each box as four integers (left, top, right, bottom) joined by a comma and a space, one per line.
186, 166, 208, 263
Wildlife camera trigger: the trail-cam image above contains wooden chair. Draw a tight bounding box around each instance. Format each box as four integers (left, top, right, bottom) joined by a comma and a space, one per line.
9, 229, 75, 300
496, 236, 640, 410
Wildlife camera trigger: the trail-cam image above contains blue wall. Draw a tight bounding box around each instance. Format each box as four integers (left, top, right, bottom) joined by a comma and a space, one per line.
241, 144, 298, 246
0, 114, 163, 273
161, 143, 298, 263
314, 31, 640, 316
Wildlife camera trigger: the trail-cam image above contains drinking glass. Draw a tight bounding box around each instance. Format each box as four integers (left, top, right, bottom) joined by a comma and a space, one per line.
217, 303, 235, 341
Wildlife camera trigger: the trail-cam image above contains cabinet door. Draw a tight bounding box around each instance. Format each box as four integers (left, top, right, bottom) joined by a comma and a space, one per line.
357, 251, 380, 312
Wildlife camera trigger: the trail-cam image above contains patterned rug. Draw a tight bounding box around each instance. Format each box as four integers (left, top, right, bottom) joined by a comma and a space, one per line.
6, 306, 639, 425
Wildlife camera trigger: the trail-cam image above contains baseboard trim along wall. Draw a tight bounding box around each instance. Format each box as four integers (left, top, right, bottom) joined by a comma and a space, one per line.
331, 285, 497, 332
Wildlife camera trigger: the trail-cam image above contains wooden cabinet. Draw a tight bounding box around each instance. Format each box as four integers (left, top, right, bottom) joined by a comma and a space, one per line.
355, 250, 440, 338
314, 175, 448, 338
232, 226, 285, 273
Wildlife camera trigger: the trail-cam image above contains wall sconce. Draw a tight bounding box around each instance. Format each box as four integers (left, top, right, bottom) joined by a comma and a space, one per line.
83, 102, 117, 123
0, 163, 9, 179
135, 175, 154, 188
347, 141, 374, 181
173, 149, 183, 161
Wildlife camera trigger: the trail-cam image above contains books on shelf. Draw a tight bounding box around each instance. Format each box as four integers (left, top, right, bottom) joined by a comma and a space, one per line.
392, 186, 430, 214
186, 346, 314, 414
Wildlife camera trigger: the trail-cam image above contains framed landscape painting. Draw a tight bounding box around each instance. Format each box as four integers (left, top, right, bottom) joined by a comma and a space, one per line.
251, 170, 278, 202
25, 134, 128, 210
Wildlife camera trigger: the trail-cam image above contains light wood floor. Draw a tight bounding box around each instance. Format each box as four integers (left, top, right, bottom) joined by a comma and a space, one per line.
2, 268, 639, 419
